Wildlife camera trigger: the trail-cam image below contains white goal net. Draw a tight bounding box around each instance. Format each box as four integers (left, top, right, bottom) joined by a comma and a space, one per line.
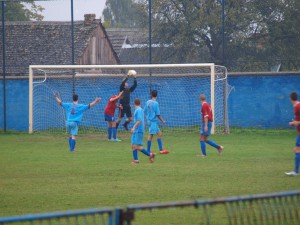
29, 64, 230, 135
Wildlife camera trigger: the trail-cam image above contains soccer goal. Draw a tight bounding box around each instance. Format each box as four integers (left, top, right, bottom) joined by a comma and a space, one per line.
29, 64, 230, 134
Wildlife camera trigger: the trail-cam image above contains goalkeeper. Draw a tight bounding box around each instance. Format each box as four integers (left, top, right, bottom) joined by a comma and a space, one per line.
116, 70, 137, 131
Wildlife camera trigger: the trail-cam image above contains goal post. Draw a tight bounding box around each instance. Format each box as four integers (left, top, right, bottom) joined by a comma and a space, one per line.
28, 63, 229, 135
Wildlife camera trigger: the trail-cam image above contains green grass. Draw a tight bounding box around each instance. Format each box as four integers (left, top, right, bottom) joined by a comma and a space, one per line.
0, 129, 299, 224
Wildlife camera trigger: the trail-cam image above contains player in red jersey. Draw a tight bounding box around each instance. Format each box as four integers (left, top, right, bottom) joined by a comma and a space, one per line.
285, 92, 300, 176
104, 91, 123, 142
198, 94, 223, 156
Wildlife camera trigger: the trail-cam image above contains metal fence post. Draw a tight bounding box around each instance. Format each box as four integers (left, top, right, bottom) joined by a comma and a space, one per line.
1, 0, 6, 132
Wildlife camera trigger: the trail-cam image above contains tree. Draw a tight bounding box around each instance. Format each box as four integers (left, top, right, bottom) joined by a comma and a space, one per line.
149, 0, 266, 65
102, 0, 300, 71
0, 1, 44, 21
256, 0, 300, 70
102, 0, 147, 28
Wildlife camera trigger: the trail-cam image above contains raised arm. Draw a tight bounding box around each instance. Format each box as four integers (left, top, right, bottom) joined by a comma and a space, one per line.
110, 91, 124, 102
130, 78, 137, 92
120, 76, 129, 92
53, 92, 62, 105
89, 97, 101, 108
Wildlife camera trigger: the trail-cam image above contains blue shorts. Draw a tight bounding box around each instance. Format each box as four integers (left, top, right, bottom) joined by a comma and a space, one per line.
296, 135, 300, 147
104, 114, 115, 122
131, 132, 144, 146
147, 121, 160, 134
200, 121, 212, 136
67, 121, 79, 136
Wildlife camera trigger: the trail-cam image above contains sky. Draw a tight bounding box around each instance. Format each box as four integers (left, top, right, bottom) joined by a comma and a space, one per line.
35, 0, 107, 21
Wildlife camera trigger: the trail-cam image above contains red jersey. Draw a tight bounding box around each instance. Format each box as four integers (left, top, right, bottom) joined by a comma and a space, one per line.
201, 102, 213, 122
104, 95, 118, 116
294, 102, 300, 134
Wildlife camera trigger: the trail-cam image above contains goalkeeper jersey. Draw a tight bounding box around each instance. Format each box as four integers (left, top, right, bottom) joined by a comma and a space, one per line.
120, 78, 137, 106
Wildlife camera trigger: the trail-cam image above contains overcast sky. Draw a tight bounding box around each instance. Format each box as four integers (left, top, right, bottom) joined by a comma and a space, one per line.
36, 0, 106, 21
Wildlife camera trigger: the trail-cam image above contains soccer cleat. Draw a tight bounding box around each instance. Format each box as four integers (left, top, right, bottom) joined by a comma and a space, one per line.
112, 138, 122, 142
196, 154, 207, 157
160, 149, 170, 154
285, 171, 299, 176
151, 151, 157, 156
149, 153, 155, 163
122, 123, 129, 131
218, 146, 224, 154
131, 160, 140, 164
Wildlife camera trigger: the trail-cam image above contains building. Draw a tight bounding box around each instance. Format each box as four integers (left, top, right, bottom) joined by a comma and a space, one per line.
0, 14, 119, 76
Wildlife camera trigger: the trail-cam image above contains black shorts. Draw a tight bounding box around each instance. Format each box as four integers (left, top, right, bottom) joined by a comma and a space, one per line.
120, 104, 132, 118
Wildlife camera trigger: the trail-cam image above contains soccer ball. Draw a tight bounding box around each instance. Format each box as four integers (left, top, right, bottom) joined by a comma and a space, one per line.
128, 70, 137, 77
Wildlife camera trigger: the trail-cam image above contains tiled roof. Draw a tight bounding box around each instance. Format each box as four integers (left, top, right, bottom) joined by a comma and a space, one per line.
0, 19, 114, 75
106, 28, 147, 56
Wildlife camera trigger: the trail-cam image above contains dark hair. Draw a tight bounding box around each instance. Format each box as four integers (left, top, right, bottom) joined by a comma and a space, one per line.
199, 94, 206, 101
134, 98, 141, 106
151, 90, 158, 98
73, 94, 79, 101
290, 92, 298, 101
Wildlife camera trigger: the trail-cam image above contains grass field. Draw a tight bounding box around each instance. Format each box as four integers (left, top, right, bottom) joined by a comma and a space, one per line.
0, 129, 299, 224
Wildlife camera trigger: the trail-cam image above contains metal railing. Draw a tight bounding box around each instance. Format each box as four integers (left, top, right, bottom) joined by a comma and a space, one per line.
1, 191, 299, 225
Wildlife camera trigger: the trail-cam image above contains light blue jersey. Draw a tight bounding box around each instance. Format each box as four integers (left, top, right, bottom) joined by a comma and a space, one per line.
144, 99, 160, 122
62, 103, 89, 122
133, 107, 144, 133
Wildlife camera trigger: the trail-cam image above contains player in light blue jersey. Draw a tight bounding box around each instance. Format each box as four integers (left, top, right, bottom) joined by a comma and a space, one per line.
144, 90, 170, 155
131, 98, 155, 164
54, 93, 101, 152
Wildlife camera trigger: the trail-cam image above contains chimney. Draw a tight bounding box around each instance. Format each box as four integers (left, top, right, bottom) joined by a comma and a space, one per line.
84, 14, 96, 26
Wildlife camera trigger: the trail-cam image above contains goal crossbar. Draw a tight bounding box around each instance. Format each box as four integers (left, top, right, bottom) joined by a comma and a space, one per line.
29, 63, 215, 70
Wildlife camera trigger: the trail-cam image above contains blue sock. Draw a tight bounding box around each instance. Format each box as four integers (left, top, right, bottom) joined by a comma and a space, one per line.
157, 138, 163, 151
147, 140, 152, 153
206, 140, 220, 149
68, 137, 72, 150
71, 139, 76, 152
133, 150, 138, 161
295, 153, 300, 174
141, 149, 150, 156
200, 141, 206, 155
108, 127, 112, 139
112, 127, 117, 139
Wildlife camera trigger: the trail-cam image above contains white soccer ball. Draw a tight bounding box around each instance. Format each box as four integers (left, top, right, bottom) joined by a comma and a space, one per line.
128, 70, 137, 77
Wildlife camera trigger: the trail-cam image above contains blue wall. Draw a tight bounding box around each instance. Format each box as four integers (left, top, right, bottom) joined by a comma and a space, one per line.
228, 74, 300, 128
0, 79, 29, 131
0, 74, 300, 131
